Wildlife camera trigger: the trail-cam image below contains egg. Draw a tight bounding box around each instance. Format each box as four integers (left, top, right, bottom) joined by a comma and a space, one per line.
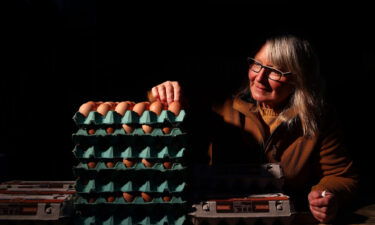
123, 192, 134, 202
162, 194, 171, 202
78, 101, 95, 117
122, 124, 134, 134
132, 102, 149, 116
141, 192, 153, 202
115, 101, 130, 116
87, 162, 97, 168
97, 103, 111, 116
123, 158, 135, 168
106, 127, 114, 134
141, 158, 154, 168
142, 124, 153, 134
106, 196, 115, 202
149, 101, 163, 115
163, 161, 172, 169
104, 101, 116, 110
88, 197, 96, 203
162, 127, 171, 134
94, 101, 103, 111
106, 162, 115, 168
87, 128, 96, 135
168, 101, 181, 116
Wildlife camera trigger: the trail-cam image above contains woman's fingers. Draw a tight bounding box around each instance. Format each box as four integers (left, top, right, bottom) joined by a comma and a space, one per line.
152, 81, 181, 104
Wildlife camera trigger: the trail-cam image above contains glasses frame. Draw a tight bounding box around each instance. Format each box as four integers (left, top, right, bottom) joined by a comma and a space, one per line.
247, 57, 292, 81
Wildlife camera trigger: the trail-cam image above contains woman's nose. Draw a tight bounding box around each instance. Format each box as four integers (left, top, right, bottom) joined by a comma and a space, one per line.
255, 68, 269, 82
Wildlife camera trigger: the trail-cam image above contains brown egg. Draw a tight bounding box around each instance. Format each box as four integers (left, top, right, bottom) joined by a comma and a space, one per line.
123, 192, 134, 202
162, 194, 172, 202
132, 102, 150, 116
168, 101, 181, 116
107, 196, 115, 202
106, 162, 115, 168
88, 197, 96, 203
78, 101, 95, 117
163, 161, 172, 169
162, 127, 171, 134
122, 124, 134, 134
123, 158, 135, 168
126, 101, 136, 110
141, 192, 153, 202
104, 101, 116, 110
87, 128, 96, 135
106, 127, 114, 134
97, 103, 111, 116
142, 124, 153, 134
115, 101, 131, 116
87, 162, 97, 168
149, 101, 163, 115
94, 101, 103, 110
141, 158, 154, 168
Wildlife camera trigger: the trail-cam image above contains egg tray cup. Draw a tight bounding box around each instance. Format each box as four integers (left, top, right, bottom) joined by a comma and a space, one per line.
73, 110, 186, 126
74, 212, 186, 225
73, 145, 186, 160
76, 179, 187, 194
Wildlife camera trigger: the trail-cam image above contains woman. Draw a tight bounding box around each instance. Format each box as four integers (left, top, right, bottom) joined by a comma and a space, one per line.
150, 35, 358, 223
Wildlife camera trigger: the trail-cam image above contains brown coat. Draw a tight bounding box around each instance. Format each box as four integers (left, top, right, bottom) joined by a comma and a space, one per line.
206, 95, 358, 207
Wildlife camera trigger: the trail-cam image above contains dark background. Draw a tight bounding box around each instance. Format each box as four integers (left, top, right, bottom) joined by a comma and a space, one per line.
1, 1, 374, 208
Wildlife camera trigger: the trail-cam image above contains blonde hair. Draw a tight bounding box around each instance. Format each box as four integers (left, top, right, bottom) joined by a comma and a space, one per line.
244, 35, 324, 136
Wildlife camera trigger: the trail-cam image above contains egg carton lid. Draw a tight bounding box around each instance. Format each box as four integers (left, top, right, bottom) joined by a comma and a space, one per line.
76, 180, 187, 193
73, 110, 186, 125
73, 146, 186, 159
74, 215, 186, 225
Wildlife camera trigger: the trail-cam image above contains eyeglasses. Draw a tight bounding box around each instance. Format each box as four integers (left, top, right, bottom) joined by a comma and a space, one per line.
247, 57, 292, 81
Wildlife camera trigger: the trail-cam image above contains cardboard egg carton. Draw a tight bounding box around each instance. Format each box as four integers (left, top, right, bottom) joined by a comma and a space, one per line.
73, 145, 186, 159
189, 194, 294, 225
74, 161, 186, 172
75, 214, 186, 225
73, 133, 188, 148
76, 179, 186, 194
75, 194, 186, 205
73, 109, 186, 126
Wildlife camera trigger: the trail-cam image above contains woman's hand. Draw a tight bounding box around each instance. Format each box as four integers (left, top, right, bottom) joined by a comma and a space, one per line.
308, 190, 338, 223
151, 81, 181, 105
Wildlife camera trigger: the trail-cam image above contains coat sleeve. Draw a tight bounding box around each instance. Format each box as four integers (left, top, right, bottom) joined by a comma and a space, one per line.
311, 115, 359, 206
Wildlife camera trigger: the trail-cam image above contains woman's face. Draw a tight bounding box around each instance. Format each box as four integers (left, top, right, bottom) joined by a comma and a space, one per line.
249, 44, 295, 108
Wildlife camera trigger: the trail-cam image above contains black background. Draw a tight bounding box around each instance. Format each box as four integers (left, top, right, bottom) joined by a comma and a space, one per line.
1, 1, 374, 207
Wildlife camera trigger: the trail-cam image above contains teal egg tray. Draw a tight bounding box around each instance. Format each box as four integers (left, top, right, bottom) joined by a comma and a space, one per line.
73, 110, 186, 126
76, 180, 186, 194
73, 145, 186, 159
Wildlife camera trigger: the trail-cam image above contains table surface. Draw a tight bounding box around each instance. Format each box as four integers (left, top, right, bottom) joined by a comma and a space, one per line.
293, 203, 375, 225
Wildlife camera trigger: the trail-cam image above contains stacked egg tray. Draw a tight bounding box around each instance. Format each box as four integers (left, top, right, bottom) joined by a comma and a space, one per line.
72, 102, 189, 225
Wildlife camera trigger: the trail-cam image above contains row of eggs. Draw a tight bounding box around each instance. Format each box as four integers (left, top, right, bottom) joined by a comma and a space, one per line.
79, 101, 181, 117
86, 158, 174, 169
79, 101, 182, 134
84, 192, 174, 203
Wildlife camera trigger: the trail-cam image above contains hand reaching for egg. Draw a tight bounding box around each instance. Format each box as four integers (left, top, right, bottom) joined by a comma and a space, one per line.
151, 81, 181, 105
